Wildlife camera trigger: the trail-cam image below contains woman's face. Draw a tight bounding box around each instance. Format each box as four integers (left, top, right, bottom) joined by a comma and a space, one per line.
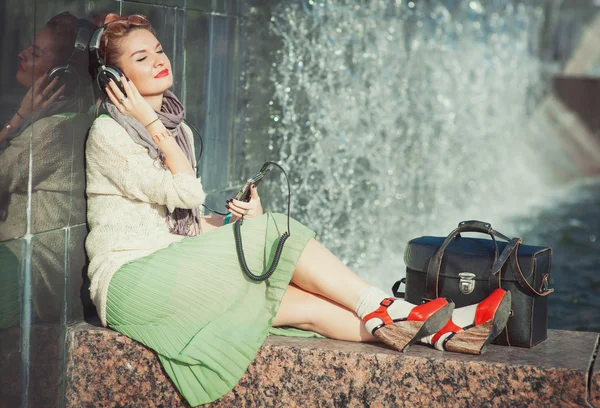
17, 26, 63, 88
117, 29, 173, 96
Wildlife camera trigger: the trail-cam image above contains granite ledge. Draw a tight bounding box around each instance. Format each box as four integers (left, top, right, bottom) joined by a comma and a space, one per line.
592, 334, 600, 408
66, 322, 600, 408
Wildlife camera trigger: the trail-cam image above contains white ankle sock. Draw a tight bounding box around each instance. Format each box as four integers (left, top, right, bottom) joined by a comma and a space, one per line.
354, 286, 414, 320
355, 286, 390, 319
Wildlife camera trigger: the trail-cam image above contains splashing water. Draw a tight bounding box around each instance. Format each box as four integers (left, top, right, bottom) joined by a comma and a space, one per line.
240, 0, 573, 290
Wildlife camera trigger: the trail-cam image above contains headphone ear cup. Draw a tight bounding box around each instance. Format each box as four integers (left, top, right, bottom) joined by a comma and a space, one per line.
48, 65, 81, 98
96, 65, 126, 95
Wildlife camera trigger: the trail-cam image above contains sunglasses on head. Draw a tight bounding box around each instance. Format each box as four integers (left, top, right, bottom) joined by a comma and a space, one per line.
105, 14, 149, 28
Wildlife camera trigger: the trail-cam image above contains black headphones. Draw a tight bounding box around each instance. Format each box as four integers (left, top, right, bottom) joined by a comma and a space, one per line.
88, 20, 204, 168
47, 18, 96, 99
88, 23, 127, 95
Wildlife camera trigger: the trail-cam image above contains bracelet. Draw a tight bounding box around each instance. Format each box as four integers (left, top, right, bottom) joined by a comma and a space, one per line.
223, 213, 233, 225
151, 129, 173, 144
144, 117, 160, 128
15, 110, 25, 120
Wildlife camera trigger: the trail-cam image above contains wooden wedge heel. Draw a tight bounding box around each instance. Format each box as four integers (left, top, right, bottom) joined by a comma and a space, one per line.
424, 289, 512, 355
364, 297, 455, 352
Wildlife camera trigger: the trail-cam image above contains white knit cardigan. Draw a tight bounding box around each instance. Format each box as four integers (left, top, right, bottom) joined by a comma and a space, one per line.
85, 115, 206, 326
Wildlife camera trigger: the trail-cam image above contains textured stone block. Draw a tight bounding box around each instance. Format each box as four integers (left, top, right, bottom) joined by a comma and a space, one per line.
592, 337, 600, 408
66, 323, 599, 408
0, 327, 21, 408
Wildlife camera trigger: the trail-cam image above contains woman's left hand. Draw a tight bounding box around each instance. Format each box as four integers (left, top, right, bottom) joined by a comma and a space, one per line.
19, 72, 66, 117
226, 184, 263, 220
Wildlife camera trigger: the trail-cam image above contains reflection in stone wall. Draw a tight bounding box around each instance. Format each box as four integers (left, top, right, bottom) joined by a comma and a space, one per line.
0, 8, 97, 407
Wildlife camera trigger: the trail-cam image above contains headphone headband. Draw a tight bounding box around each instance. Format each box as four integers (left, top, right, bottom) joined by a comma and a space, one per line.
66, 18, 96, 67
88, 22, 127, 95
89, 24, 106, 68
43, 17, 96, 106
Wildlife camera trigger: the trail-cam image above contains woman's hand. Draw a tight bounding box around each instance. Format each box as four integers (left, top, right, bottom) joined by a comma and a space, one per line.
19, 72, 66, 117
226, 184, 263, 220
105, 75, 157, 125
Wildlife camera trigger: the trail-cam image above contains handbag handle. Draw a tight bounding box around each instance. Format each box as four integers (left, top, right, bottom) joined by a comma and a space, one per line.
491, 237, 554, 297
425, 220, 511, 299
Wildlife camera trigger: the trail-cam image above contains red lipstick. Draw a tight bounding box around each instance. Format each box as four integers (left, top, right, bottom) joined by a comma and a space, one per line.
18, 64, 25, 72
154, 69, 169, 78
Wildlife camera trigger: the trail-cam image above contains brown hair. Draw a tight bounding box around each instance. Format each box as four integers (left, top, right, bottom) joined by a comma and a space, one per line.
45, 12, 79, 63
99, 13, 156, 68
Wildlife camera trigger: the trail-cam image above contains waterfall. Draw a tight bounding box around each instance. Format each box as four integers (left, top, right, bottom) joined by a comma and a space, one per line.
239, 0, 579, 290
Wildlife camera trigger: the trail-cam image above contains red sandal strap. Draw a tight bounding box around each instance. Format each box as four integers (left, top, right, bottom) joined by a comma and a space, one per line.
431, 319, 462, 344
363, 297, 396, 326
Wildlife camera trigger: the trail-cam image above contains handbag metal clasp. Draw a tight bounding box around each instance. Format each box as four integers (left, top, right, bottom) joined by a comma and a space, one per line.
458, 272, 476, 295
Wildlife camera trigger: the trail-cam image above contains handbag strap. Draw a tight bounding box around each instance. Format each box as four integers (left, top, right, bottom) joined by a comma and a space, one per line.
491, 237, 554, 297
426, 220, 510, 299
391, 278, 406, 298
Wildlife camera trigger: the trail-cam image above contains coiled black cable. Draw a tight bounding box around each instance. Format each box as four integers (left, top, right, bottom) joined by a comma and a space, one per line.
233, 162, 292, 282
183, 120, 292, 281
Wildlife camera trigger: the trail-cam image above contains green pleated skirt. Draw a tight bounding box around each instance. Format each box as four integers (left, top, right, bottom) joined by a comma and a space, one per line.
106, 213, 321, 406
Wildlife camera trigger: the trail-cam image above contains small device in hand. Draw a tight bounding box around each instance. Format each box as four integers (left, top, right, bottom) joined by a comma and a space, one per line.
234, 163, 272, 202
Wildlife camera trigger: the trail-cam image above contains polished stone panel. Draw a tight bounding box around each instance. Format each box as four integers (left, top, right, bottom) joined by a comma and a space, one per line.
183, 0, 213, 13
66, 324, 598, 408
0, 118, 29, 241
0, 326, 22, 408
30, 230, 66, 325
186, 0, 240, 15
125, 0, 185, 8
202, 186, 239, 215
188, 12, 238, 192
30, 111, 91, 233
28, 324, 64, 408
0, 0, 34, 243
66, 224, 89, 324
182, 10, 211, 182
23, 11, 95, 235
28, 230, 66, 408
0, 239, 24, 408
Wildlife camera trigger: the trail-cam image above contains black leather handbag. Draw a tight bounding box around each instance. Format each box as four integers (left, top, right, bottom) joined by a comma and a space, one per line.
393, 220, 554, 348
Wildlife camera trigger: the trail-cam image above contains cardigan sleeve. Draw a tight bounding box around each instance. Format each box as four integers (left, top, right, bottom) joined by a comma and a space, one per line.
0, 127, 31, 194
0, 116, 70, 195
86, 116, 206, 212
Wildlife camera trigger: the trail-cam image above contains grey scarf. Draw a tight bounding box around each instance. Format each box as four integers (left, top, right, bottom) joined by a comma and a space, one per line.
100, 90, 202, 237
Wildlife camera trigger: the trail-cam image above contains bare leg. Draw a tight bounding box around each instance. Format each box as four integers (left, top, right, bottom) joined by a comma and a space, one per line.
292, 238, 372, 311
273, 284, 377, 342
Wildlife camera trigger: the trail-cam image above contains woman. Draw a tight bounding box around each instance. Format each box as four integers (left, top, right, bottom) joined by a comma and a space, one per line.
85, 14, 511, 406
0, 12, 88, 148
1, 12, 93, 326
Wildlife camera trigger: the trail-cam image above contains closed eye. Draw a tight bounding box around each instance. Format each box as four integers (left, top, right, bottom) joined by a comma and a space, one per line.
137, 50, 164, 62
